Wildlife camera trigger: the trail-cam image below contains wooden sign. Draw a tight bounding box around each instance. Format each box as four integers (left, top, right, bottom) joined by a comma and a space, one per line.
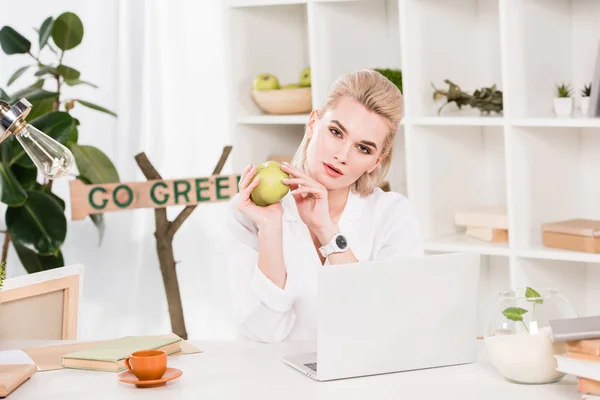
69, 174, 241, 221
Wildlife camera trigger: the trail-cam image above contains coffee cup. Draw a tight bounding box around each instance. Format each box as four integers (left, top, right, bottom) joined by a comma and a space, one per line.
124, 350, 167, 381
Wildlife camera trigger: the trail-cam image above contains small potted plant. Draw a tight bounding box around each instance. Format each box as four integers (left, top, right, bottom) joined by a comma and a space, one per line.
554, 83, 573, 117
580, 83, 592, 116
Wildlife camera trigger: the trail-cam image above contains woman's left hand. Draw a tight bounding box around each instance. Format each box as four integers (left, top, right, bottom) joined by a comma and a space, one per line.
281, 163, 334, 238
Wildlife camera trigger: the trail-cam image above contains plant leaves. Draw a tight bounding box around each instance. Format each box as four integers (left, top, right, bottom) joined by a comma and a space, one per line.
68, 143, 119, 184
11, 164, 38, 190
39, 185, 65, 211
25, 97, 55, 123
0, 161, 27, 206
0, 89, 9, 101
34, 65, 59, 77
13, 240, 64, 273
64, 79, 98, 88
51, 12, 84, 51
39, 17, 54, 50
75, 100, 117, 117
0, 26, 31, 55
28, 79, 45, 89
7, 87, 58, 103
526, 287, 543, 305
6, 190, 66, 256
7, 65, 31, 86
502, 307, 528, 322
57, 65, 80, 80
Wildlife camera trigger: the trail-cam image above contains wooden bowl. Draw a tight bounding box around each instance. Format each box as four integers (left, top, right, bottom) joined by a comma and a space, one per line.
251, 87, 312, 115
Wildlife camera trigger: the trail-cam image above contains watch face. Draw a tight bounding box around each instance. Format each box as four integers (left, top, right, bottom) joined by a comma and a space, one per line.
335, 234, 348, 249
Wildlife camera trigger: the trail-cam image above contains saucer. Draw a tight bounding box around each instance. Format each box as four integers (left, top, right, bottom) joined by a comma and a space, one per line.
117, 367, 183, 388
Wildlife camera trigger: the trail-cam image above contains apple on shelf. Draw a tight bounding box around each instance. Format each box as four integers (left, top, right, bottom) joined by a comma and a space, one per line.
250, 68, 312, 115
454, 205, 509, 243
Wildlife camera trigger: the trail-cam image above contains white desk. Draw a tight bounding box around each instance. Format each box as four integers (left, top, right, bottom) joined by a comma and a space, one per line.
0, 339, 578, 400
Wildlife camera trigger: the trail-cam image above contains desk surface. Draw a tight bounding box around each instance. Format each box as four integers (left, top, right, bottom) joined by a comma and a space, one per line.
0, 339, 578, 400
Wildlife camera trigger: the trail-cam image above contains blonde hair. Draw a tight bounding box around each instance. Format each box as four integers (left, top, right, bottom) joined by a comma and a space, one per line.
291, 69, 404, 197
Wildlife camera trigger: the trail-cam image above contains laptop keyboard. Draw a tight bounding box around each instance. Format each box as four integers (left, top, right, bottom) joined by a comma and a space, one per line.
304, 363, 317, 372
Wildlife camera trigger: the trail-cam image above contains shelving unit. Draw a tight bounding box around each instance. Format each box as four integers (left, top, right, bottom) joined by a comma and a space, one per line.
224, 0, 600, 333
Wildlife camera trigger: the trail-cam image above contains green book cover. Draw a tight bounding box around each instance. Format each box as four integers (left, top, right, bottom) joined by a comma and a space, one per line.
63, 335, 182, 362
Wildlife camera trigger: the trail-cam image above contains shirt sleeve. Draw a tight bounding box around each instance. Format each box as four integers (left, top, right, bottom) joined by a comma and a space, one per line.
375, 194, 425, 260
226, 194, 301, 343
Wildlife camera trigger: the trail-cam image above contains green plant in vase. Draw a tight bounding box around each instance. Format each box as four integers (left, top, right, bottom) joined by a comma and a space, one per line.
374, 68, 402, 93
581, 83, 592, 116
0, 12, 119, 273
431, 79, 503, 115
553, 83, 573, 117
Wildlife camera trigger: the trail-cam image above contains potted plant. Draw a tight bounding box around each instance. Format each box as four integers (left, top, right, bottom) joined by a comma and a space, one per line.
580, 83, 592, 116
0, 12, 119, 274
484, 287, 577, 384
553, 83, 573, 116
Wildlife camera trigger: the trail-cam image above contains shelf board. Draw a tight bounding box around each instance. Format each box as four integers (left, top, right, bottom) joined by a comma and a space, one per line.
238, 114, 309, 125
423, 234, 510, 256
229, 0, 306, 7
515, 245, 600, 264
511, 116, 600, 128
408, 116, 505, 127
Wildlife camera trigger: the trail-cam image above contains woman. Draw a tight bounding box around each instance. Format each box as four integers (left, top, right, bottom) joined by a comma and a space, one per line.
227, 69, 423, 343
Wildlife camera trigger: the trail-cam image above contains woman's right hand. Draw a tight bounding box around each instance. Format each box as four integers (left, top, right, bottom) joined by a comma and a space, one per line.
237, 164, 284, 229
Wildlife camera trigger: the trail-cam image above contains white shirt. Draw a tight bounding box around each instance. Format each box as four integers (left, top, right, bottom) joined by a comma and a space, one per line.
226, 187, 424, 343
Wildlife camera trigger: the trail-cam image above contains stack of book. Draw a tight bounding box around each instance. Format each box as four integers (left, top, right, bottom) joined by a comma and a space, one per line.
551, 315, 600, 399
542, 218, 600, 253
454, 205, 508, 243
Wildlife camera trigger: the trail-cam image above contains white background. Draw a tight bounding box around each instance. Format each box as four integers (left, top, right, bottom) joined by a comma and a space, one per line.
0, 0, 237, 341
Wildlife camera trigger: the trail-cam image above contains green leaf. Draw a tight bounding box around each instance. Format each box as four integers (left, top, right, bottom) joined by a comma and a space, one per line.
25, 96, 55, 123
29, 111, 74, 144
51, 12, 84, 51
526, 287, 543, 305
7, 65, 32, 86
0, 161, 27, 206
0, 26, 31, 54
502, 307, 528, 322
7, 87, 59, 104
75, 100, 117, 117
34, 65, 59, 77
64, 79, 98, 88
0, 89, 9, 101
39, 17, 54, 50
68, 143, 119, 184
6, 190, 66, 255
68, 121, 79, 143
56, 65, 80, 80
40, 185, 65, 211
28, 79, 45, 89
11, 164, 38, 190
13, 240, 63, 273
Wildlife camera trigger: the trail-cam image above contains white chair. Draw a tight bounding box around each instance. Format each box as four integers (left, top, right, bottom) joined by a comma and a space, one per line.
0, 264, 84, 340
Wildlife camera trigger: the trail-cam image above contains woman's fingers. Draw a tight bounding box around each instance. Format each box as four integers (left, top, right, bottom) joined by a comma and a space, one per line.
242, 176, 261, 200
282, 177, 320, 189
291, 185, 326, 199
281, 162, 311, 180
239, 164, 256, 191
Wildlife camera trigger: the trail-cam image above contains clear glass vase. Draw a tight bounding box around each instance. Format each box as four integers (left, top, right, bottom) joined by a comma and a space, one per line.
484, 287, 577, 384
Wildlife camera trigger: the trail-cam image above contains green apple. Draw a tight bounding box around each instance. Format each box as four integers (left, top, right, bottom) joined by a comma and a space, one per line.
299, 67, 311, 87
282, 83, 301, 89
250, 161, 290, 207
253, 73, 280, 90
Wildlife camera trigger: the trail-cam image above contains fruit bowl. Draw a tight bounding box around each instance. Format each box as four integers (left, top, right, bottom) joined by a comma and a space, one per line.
251, 87, 312, 115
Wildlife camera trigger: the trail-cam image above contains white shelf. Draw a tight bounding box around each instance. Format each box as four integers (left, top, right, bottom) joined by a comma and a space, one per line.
238, 114, 309, 125
424, 234, 510, 257
225, 0, 600, 320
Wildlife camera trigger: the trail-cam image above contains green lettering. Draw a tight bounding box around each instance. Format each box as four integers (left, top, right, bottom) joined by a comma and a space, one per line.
113, 185, 133, 208
151, 181, 169, 205
216, 176, 230, 200
196, 178, 210, 202
89, 187, 108, 210
174, 180, 191, 204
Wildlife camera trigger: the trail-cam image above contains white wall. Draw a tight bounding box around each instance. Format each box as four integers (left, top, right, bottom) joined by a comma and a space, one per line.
0, 1, 236, 341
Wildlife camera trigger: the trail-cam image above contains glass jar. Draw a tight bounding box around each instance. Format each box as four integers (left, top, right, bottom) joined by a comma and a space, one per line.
484, 287, 577, 384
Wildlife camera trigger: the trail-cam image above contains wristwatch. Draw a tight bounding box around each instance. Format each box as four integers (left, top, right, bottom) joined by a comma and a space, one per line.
319, 233, 349, 258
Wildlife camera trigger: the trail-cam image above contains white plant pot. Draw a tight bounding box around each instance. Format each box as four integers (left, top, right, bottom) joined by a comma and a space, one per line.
581, 96, 590, 116
553, 97, 573, 117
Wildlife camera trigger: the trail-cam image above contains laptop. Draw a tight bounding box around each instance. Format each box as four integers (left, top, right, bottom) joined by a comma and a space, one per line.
281, 252, 481, 381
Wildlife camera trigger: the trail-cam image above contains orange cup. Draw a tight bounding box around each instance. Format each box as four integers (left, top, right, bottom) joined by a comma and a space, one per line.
124, 350, 167, 381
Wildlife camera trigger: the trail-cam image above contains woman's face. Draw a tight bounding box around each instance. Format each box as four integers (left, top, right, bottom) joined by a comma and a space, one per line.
305, 96, 390, 190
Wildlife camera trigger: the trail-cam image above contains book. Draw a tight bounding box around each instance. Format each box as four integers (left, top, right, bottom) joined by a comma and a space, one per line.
579, 377, 600, 396
0, 365, 37, 397
465, 226, 508, 243
555, 354, 600, 381
550, 315, 600, 342
542, 219, 600, 238
567, 339, 600, 357
61, 335, 182, 372
568, 351, 600, 363
454, 206, 508, 230
542, 231, 600, 253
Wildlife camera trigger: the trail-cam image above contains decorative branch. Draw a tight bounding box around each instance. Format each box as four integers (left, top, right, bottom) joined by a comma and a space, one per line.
134, 146, 233, 340
1, 232, 9, 265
